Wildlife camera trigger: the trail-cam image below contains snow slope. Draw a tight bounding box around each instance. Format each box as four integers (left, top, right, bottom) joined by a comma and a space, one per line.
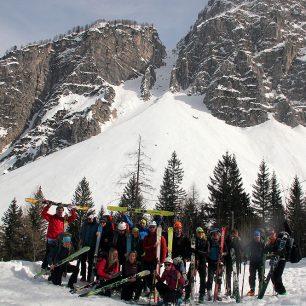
1, 259, 306, 305
0, 52, 306, 216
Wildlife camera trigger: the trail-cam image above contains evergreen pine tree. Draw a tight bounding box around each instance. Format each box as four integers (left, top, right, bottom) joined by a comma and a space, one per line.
156, 151, 186, 225
286, 176, 306, 255
120, 174, 145, 222
269, 171, 285, 230
208, 152, 251, 230
1, 199, 24, 260
26, 186, 47, 261
67, 177, 95, 249
252, 160, 271, 226
181, 185, 204, 238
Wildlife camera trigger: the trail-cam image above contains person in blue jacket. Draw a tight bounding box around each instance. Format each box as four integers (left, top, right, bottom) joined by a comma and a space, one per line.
79, 214, 99, 281
122, 214, 149, 240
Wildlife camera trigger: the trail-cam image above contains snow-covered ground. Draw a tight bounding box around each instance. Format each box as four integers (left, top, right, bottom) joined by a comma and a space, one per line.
1, 259, 305, 305
1, 52, 306, 216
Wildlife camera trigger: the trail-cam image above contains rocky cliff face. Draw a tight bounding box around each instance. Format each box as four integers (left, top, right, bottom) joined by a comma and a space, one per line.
0, 22, 165, 171
171, 0, 306, 127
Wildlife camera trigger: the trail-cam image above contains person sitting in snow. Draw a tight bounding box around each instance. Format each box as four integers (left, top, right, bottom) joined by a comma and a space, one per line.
155, 257, 185, 306
48, 232, 79, 289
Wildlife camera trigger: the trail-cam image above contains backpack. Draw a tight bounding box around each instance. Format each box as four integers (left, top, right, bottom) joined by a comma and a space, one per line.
287, 238, 302, 263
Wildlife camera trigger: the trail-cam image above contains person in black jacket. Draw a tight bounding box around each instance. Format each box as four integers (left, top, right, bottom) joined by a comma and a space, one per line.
246, 230, 265, 296
121, 251, 143, 302
112, 222, 128, 267
98, 215, 114, 254
79, 214, 99, 281
48, 233, 79, 289
264, 229, 288, 295
185, 227, 208, 303
172, 221, 191, 276
224, 229, 243, 296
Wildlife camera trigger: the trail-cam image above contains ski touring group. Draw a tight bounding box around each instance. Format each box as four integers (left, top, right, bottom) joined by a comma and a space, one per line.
36, 199, 302, 306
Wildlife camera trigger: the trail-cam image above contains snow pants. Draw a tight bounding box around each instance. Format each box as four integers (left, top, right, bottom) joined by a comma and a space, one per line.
51, 263, 79, 288
206, 261, 222, 291
271, 259, 286, 294
80, 245, 95, 281
121, 278, 144, 301
249, 261, 264, 292
156, 281, 182, 303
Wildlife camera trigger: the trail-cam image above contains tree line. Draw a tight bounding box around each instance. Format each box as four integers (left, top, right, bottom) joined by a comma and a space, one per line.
1, 144, 306, 261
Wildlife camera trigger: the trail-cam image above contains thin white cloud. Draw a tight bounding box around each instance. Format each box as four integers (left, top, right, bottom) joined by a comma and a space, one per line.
0, 0, 207, 56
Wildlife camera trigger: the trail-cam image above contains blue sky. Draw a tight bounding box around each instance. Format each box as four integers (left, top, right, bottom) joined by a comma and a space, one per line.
0, 0, 208, 56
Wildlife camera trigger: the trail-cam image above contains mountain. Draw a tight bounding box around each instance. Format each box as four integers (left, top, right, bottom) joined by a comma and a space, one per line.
170, 0, 306, 127
0, 2, 306, 216
0, 52, 306, 216
0, 21, 165, 171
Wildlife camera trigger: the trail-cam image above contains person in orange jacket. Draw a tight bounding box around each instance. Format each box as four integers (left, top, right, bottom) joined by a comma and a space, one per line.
41, 202, 76, 270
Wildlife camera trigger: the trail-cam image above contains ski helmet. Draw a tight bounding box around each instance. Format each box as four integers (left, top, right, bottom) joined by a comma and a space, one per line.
209, 227, 220, 235
132, 227, 139, 233
174, 221, 182, 229
140, 219, 147, 225
278, 231, 289, 240
149, 221, 157, 227
117, 222, 127, 231
196, 227, 204, 233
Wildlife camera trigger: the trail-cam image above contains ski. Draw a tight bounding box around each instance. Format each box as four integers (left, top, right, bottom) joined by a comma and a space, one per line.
190, 235, 196, 306
89, 230, 101, 282
231, 248, 241, 303
126, 233, 132, 254
107, 205, 174, 216
34, 246, 90, 279
79, 270, 150, 297
154, 225, 163, 303
213, 227, 226, 301
167, 227, 173, 257
258, 256, 279, 299
25, 198, 89, 211
70, 280, 98, 294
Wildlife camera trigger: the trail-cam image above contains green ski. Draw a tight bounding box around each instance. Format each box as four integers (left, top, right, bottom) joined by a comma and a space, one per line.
107, 205, 174, 216
79, 270, 150, 297
34, 246, 90, 279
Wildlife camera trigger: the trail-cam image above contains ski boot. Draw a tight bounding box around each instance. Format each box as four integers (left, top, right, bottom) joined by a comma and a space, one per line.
247, 289, 255, 296
207, 290, 212, 301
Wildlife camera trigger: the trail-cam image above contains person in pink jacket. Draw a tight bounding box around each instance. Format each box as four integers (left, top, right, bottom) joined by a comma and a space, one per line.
155, 257, 185, 305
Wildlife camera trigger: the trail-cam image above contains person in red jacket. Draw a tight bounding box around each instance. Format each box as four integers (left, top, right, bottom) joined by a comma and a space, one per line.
155, 257, 185, 305
143, 221, 167, 293
41, 202, 76, 269
96, 247, 121, 296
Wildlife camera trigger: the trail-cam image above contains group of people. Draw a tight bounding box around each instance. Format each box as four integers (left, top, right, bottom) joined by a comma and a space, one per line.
40, 203, 290, 305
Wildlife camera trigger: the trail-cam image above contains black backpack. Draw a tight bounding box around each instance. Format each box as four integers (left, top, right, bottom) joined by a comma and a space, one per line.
287, 238, 302, 263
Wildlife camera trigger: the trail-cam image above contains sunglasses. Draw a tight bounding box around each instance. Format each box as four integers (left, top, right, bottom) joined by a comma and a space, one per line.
149, 226, 156, 229
164, 263, 171, 267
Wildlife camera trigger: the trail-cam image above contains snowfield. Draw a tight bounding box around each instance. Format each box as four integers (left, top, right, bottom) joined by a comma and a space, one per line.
0, 259, 305, 305
0, 52, 306, 216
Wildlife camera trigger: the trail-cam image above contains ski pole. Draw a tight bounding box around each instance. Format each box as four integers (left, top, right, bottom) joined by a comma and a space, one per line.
241, 261, 246, 298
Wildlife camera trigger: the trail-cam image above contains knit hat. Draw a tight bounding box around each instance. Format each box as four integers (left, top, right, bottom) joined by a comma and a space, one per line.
254, 230, 261, 237
62, 236, 71, 243
164, 257, 173, 264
